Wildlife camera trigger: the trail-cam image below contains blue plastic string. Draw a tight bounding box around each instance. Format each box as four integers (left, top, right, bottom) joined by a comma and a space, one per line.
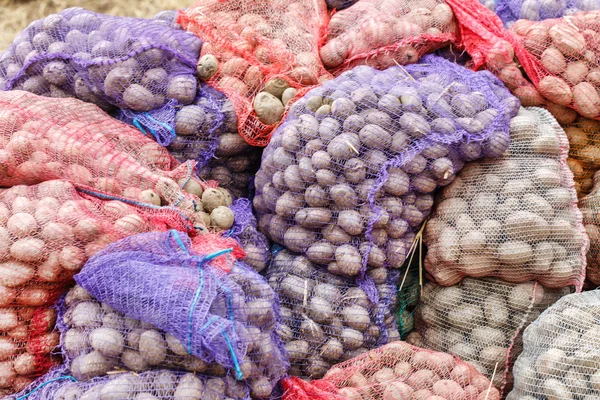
139, 112, 177, 142
16, 376, 77, 400
170, 230, 189, 254
187, 266, 206, 353
132, 117, 148, 136
222, 329, 244, 380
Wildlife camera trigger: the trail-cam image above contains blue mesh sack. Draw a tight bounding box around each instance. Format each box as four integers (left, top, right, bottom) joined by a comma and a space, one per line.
254, 55, 519, 287
72, 230, 288, 399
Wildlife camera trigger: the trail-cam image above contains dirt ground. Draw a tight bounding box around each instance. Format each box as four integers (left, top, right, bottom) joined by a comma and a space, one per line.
0, 0, 194, 51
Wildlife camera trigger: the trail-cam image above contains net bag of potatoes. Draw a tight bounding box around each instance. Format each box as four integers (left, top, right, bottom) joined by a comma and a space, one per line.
0, 8, 201, 131
564, 117, 600, 198
266, 248, 400, 380
0, 180, 194, 395
579, 171, 600, 284
0, 91, 205, 213
177, 0, 332, 146
254, 55, 518, 282
74, 230, 288, 399
320, 0, 458, 73
8, 367, 251, 400
424, 107, 588, 289
282, 340, 501, 400
507, 290, 600, 400
494, 0, 600, 28
407, 277, 572, 395
228, 198, 271, 273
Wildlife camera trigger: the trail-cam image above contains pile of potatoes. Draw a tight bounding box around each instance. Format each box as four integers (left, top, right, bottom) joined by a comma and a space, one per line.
266, 249, 400, 380
580, 171, 600, 284
407, 277, 571, 394
564, 117, 600, 198
425, 107, 587, 288
507, 290, 600, 400
321, 0, 457, 71
70, 258, 287, 399
181, 0, 331, 133
0, 8, 201, 113
254, 59, 517, 277
6, 369, 250, 400
510, 12, 600, 119
320, 341, 501, 400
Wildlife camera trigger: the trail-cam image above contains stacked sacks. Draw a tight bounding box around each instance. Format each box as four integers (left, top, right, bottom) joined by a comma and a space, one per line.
73, 230, 288, 399
254, 55, 518, 282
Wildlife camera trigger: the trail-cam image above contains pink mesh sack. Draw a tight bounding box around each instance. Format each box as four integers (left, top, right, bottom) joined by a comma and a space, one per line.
507, 290, 600, 400
282, 341, 501, 400
408, 277, 572, 396
266, 248, 400, 380
424, 107, 588, 289
8, 367, 251, 400
254, 56, 517, 282
177, 0, 332, 146
320, 0, 458, 73
0, 180, 194, 395
0, 8, 201, 114
0, 90, 204, 213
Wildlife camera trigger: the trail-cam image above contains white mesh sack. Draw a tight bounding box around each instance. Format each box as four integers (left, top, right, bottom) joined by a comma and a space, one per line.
424, 107, 588, 290
507, 290, 600, 400
407, 277, 572, 396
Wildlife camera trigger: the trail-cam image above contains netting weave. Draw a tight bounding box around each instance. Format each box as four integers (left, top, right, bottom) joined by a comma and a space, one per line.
282, 341, 501, 400
228, 198, 271, 273
177, 0, 332, 146
254, 56, 518, 286
424, 107, 588, 289
507, 289, 600, 400
409, 277, 572, 396
563, 117, 600, 198
496, 0, 600, 27
580, 172, 600, 284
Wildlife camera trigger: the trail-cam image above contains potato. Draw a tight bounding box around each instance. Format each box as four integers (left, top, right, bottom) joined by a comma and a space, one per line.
538, 76, 573, 106
90, 327, 125, 357
573, 82, 600, 118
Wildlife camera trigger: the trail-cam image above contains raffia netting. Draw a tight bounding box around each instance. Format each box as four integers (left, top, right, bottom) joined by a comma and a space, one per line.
265, 248, 399, 380
254, 56, 518, 282
0, 8, 200, 114
177, 0, 331, 147
0, 180, 194, 395
424, 107, 588, 289
282, 341, 501, 400
408, 277, 572, 396
564, 117, 600, 198
320, 0, 458, 73
495, 0, 600, 27
74, 230, 288, 399
507, 290, 600, 400
0, 90, 205, 215
8, 367, 252, 400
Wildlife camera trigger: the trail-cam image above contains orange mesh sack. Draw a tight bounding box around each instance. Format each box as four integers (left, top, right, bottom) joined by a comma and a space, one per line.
507, 290, 600, 400
408, 277, 572, 395
579, 171, 600, 284
0, 180, 194, 395
0, 91, 204, 213
564, 117, 600, 198
424, 107, 588, 289
321, 0, 458, 73
177, 0, 332, 146
281, 341, 501, 400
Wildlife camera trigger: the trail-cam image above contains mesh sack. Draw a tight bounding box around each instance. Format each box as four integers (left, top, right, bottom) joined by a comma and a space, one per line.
8, 366, 251, 400
321, 0, 458, 73
496, 0, 600, 27
74, 230, 288, 398
408, 277, 572, 395
152, 10, 183, 29
177, 0, 332, 147
563, 117, 600, 198
266, 248, 399, 380
0, 8, 201, 116
424, 107, 588, 289
0, 90, 205, 213
580, 172, 600, 284
507, 290, 600, 400
325, 0, 360, 10
228, 198, 271, 273
254, 56, 518, 282
0, 180, 194, 395
282, 340, 501, 400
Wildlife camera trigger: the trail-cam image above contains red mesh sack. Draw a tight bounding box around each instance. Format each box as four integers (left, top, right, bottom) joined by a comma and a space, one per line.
0, 90, 204, 213
424, 107, 588, 289
408, 277, 572, 396
0, 179, 194, 395
177, 0, 332, 146
282, 341, 501, 400
320, 0, 458, 73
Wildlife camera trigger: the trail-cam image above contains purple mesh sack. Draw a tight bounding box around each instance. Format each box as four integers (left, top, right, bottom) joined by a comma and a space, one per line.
152, 10, 183, 29
495, 0, 600, 27
0, 7, 201, 134
229, 198, 271, 273
254, 55, 518, 284
73, 230, 288, 399
7, 366, 250, 400
266, 248, 400, 380
326, 0, 360, 10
